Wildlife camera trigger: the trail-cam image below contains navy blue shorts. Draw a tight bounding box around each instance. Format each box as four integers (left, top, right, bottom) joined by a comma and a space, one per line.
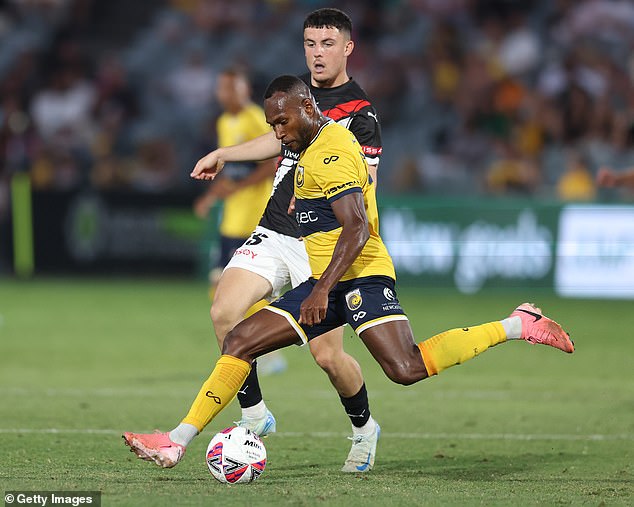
267, 275, 408, 344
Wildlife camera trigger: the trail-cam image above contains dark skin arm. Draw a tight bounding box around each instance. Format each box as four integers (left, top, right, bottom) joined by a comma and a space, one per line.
298, 191, 370, 326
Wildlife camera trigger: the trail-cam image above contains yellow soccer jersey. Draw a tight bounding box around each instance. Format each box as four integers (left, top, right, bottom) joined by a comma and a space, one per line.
217, 103, 273, 239
294, 121, 395, 281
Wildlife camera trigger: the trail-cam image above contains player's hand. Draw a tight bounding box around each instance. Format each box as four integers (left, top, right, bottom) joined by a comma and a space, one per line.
191, 149, 226, 181
596, 167, 617, 187
287, 195, 296, 215
299, 286, 329, 326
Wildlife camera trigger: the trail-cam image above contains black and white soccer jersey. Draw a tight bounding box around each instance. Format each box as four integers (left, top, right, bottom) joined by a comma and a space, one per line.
258, 75, 382, 238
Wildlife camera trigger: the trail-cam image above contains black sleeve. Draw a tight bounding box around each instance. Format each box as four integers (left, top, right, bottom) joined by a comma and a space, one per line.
349, 106, 382, 166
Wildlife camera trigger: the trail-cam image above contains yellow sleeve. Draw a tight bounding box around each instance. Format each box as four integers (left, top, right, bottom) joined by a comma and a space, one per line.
312, 148, 364, 202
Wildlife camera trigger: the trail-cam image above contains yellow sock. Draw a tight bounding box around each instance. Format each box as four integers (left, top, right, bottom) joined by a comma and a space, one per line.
182, 355, 251, 431
244, 299, 269, 319
418, 322, 507, 376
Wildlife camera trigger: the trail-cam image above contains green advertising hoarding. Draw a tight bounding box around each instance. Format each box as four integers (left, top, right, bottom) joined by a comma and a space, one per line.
378, 197, 561, 292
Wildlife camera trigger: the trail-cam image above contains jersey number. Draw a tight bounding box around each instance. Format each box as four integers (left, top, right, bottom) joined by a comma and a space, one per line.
245, 232, 269, 246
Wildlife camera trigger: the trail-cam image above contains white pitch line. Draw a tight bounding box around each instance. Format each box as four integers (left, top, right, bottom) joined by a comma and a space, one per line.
0, 428, 632, 441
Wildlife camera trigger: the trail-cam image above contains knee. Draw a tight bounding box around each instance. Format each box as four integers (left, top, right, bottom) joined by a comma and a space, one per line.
209, 300, 229, 328
382, 358, 425, 386
210, 300, 241, 341
310, 342, 339, 374
221, 327, 251, 362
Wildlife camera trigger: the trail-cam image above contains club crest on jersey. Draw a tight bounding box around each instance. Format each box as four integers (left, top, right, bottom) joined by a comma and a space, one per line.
383, 288, 395, 301
295, 165, 305, 188
345, 289, 363, 311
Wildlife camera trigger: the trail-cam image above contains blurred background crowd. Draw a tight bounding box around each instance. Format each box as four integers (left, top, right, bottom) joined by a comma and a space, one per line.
1, 0, 634, 213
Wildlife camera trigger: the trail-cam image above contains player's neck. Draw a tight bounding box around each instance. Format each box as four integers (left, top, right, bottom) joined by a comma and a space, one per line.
311, 71, 350, 89
303, 115, 330, 152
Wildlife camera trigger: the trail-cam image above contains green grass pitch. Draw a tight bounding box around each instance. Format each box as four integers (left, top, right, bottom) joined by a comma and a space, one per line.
1, 278, 632, 506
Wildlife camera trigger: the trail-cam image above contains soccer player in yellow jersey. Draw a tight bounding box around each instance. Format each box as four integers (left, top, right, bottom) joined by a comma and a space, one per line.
124, 75, 574, 470
193, 68, 276, 283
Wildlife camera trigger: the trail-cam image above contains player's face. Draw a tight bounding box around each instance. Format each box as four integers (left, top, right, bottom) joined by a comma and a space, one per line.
304, 26, 353, 88
215, 74, 249, 113
265, 93, 314, 153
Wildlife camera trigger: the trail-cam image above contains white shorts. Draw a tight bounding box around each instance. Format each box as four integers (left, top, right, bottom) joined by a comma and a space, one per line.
223, 226, 311, 298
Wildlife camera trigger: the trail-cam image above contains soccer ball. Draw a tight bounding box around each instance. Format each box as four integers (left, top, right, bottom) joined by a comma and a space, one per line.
206, 426, 267, 484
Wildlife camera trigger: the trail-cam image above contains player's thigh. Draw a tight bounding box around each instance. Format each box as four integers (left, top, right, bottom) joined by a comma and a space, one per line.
225, 307, 307, 362
213, 267, 273, 319
228, 227, 296, 298
358, 320, 427, 385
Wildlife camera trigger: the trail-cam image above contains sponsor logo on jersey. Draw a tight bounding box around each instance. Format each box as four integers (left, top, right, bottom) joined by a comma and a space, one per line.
323, 155, 339, 164
296, 210, 319, 224
325, 180, 360, 196
295, 165, 305, 188
233, 248, 258, 260
345, 289, 363, 311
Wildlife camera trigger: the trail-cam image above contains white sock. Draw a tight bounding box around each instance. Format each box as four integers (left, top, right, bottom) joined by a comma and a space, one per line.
352, 415, 377, 437
242, 400, 267, 420
169, 423, 198, 447
500, 316, 522, 340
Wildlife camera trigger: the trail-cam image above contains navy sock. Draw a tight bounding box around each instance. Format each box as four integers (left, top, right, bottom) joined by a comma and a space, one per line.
340, 383, 371, 428
237, 360, 263, 409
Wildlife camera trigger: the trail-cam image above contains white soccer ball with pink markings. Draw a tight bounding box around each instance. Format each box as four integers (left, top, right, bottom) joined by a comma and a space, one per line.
206, 426, 267, 484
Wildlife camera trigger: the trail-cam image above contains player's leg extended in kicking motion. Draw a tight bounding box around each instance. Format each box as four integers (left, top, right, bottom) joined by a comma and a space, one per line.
208, 267, 278, 436
123, 301, 572, 468
123, 308, 309, 468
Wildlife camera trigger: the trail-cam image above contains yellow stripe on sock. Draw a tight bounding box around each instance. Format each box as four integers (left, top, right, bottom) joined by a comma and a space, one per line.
182, 355, 251, 431
417, 322, 506, 376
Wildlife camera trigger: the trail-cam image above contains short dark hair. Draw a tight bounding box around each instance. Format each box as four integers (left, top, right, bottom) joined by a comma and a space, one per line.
303, 8, 352, 37
263, 75, 310, 101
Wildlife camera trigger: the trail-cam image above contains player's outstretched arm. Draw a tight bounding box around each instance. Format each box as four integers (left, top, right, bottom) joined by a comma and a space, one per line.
190, 130, 281, 180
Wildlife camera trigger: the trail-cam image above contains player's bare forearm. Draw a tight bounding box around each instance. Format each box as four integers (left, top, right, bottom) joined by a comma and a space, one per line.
191, 132, 281, 181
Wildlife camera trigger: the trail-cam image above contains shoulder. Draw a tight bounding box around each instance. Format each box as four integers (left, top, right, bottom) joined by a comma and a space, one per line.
320, 122, 357, 148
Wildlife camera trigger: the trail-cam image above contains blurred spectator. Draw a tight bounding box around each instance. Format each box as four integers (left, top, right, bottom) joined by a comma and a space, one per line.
30, 65, 96, 150
127, 131, 179, 193
165, 46, 215, 112
557, 151, 597, 201
0, 0, 632, 198
486, 140, 540, 195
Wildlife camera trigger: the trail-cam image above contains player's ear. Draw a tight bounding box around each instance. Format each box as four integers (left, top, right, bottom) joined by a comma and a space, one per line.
344, 39, 354, 57
302, 97, 314, 115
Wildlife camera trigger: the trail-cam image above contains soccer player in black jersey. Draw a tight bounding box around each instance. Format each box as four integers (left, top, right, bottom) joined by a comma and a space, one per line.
124, 8, 383, 472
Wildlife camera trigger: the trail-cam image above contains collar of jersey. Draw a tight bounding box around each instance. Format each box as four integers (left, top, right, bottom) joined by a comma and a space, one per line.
307, 119, 334, 149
